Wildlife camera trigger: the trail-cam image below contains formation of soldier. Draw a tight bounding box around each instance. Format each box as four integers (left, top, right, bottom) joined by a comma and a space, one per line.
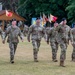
0, 18, 75, 67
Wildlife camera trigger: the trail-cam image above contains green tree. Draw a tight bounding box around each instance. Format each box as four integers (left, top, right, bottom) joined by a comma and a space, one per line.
17, 0, 69, 25
0, 0, 19, 12
66, 0, 75, 25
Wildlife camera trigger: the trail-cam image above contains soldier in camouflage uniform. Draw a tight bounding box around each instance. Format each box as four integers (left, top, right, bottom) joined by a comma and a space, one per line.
27, 18, 46, 62
70, 24, 75, 61
3, 19, 24, 64
46, 22, 59, 62
23, 25, 29, 37
56, 18, 70, 67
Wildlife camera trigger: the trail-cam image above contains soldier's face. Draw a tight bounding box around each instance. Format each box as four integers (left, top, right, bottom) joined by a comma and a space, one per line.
36, 19, 40, 25
12, 21, 17, 26
63, 20, 67, 25
54, 23, 58, 27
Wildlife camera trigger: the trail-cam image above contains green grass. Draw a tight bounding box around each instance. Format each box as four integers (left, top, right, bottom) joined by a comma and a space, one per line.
0, 38, 75, 75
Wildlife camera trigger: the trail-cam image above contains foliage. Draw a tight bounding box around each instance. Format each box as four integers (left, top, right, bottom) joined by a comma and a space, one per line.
66, 0, 75, 25
17, 0, 69, 25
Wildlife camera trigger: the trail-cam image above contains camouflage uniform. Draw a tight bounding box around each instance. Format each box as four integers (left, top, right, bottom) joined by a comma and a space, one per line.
23, 25, 29, 37
4, 25, 24, 63
46, 27, 58, 62
70, 28, 75, 61
56, 24, 70, 66
27, 24, 45, 62
0, 27, 5, 40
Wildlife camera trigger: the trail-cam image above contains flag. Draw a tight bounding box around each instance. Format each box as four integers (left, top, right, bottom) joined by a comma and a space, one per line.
49, 14, 57, 22
31, 18, 36, 25
40, 13, 43, 26
42, 13, 46, 26
6, 10, 13, 17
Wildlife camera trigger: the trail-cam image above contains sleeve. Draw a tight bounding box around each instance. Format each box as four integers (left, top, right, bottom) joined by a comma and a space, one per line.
68, 27, 71, 40
0, 28, 5, 40
70, 29, 73, 42
55, 24, 61, 32
4, 26, 11, 41
19, 28, 24, 40
27, 25, 33, 40
23, 26, 26, 36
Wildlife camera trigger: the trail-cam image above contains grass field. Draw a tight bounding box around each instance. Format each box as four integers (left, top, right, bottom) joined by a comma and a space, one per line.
0, 37, 75, 75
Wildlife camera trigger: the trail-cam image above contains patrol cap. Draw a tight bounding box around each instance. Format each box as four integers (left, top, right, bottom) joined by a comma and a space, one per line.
11, 18, 16, 22
62, 18, 66, 21
36, 17, 40, 20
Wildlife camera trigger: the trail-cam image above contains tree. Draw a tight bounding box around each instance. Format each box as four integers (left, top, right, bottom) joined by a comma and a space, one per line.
66, 0, 75, 25
0, 0, 19, 12
17, 0, 69, 25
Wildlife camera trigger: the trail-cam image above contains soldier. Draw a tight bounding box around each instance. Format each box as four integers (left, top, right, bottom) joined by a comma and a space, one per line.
27, 17, 46, 62
23, 24, 29, 37
46, 22, 59, 62
3, 18, 24, 64
70, 23, 75, 61
56, 18, 70, 67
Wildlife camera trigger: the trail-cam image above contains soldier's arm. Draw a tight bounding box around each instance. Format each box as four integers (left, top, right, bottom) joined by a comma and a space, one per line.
55, 24, 61, 32
0, 28, 5, 40
27, 25, 33, 42
18, 28, 24, 41
68, 27, 71, 44
70, 29, 73, 45
2, 27, 10, 44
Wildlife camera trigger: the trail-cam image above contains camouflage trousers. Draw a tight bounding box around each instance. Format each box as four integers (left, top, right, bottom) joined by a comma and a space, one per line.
9, 42, 18, 61
72, 42, 75, 60
50, 42, 58, 60
60, 42, 67, 61
32, 40, 41, 60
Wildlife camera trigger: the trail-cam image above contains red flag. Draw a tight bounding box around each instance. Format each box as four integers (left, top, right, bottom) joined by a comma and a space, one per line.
52, 16, 57, 22
6, 10, 13, 17
49, 14, 57, 22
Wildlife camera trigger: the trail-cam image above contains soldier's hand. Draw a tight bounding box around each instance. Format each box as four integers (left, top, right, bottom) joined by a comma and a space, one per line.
2, 40, 5, 44
22, 39, 24, 42
28, 39, 30, 42
47, 41, 49, 44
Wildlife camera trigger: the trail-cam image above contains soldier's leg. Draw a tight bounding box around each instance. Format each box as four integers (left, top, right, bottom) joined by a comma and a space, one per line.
72, 46, 75, 61
60, 43, 67, 67
14, 43, 18, 54
50, 42, 57, 62
37, 40, 41, 51
32, 40, 38, 62
55, 42, 59, 61
9, 42, 15, 63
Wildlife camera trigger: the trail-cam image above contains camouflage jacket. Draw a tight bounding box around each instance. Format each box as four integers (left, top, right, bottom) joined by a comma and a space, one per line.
56, 24, 71, 43
27, 24, 46, 41
4, 26, 24, 43
46, 27, 58, 43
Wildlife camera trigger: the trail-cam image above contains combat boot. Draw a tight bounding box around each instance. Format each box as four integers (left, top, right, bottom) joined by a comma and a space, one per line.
72, 54, 75, 62
72, 59, 75, 62
53, 59, 58, 62
10, 60, 14, 64
60, 61, 65, 67
34, 58, 38, 62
